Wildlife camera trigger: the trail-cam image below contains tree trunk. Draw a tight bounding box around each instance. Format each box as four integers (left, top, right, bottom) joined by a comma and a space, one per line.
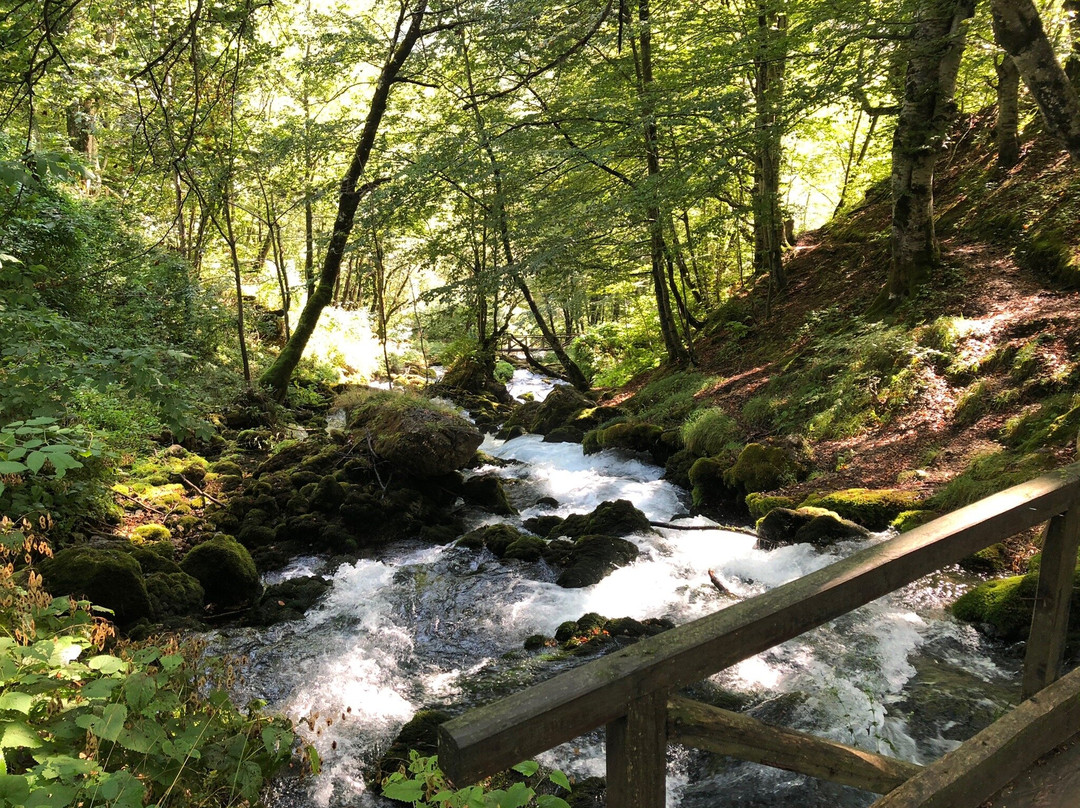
879, 0, 975, 309
996, 55, 1021, 168
222, 187, 251, 384
1065, 0, 1080, 89
990, 0, 1080, 160
259, 0, 427, 399
632, 0, 690, 364
752, 3, 787, 290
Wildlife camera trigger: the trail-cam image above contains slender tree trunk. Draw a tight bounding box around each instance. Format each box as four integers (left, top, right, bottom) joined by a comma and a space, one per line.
752, 2, 788, 290
878, 0, 975, 309
459, 30, 591, 390
996, 54, 1021, 168
371, 227, 394, 388
259, 0, 427, 399
631, 0, 689, 364
990, 0, 1080, 160
222, 187, 251, 384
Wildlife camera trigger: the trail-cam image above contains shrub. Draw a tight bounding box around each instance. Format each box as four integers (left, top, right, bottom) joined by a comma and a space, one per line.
382, 752, 571, 807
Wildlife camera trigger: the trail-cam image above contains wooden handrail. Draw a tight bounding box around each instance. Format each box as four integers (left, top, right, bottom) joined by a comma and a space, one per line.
438, 463, 1080, 800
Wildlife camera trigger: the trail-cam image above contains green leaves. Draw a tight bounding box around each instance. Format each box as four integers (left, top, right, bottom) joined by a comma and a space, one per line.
381, 753, 572, 807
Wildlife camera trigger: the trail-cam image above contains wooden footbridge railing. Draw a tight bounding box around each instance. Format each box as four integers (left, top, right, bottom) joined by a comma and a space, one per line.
438, 463, 1080, 807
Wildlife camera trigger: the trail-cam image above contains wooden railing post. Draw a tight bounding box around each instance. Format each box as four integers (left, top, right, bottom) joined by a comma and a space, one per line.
606, 690, 667, 808
1021, 501, 1080, 699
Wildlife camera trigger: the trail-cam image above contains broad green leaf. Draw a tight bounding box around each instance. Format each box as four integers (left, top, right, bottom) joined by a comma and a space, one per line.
122, 671, 157, 712
117, 719, 167, 753
23, 781, 78, 808
88, 703, 128, 742
306, 744, 321, 775
382, 778, 425, 802
160, 654, 184, 671
0, 774, 30, 805
99, 769, 145, 807
87, 654, 127, 674
536, 796, 571, 808
24, 451, 46, 473
511, 760, 539, 777
0, 461, 26, 474
499, 782, 534, 808
80, 677, 120, 700
0, 691, 33, 714
548, 770, 571, 791
0, 721, 41, 749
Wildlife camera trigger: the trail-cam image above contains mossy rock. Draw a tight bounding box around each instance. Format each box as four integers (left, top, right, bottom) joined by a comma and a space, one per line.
180, 535, 262, 607
128, 543, 181, 575
556, 535, 639, 588
756, 507, 869, 550
890, 509, 939, 533
543, 426, 585, 444
589, 422, 664, 459
460, 475, 517, 516
38, 548, 152, 625
146, 571, 204, 618
723, 442, 800, 494
663, 448, 697, 489
800, 488, 922, 531
959, 543, 1010, 575
346, 389, 483, 478
456, 524, 530, 557
308, 475, 346, 512
503, 535, 547, 562
746, 493, 798, 520
132, 524, 172, 543
523, 515, 564, 537
546, 500, 652, 540
210, 460, 243, 477
246, 576, 331, 625
952, 574, 1038, 641
688, 455, 738, 509
528, 386, 595, 435
219, 474, 244, 492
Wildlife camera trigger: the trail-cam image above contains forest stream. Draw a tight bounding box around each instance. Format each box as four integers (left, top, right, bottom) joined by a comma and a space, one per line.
210, 372, 1021, 808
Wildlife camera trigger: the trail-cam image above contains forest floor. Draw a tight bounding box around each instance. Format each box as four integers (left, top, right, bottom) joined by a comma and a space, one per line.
617, 111, 1080, 555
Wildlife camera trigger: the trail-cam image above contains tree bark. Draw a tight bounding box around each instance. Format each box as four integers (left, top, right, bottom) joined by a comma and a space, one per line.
752, 3, 787, 290
1065, 0, 1080, 89
879, 0, 975, 309
996, 54, 1021, 168
990, 0, 1080, 161
259, 0, 427, 399
632, 0, 690, 364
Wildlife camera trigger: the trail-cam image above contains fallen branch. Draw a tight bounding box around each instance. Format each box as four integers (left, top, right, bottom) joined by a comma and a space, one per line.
708, 569, 733, 597
649, 520, 757, 537
179, 474, 225, 507
114, 488, 167, 516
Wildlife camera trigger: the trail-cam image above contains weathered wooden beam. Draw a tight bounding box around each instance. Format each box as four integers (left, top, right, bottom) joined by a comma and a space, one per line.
606, 691, 668, 808
870, 664, 1080, 808
668, 696, 921, 795
1021, 502, 1080, 699
438, 464, 1080, 785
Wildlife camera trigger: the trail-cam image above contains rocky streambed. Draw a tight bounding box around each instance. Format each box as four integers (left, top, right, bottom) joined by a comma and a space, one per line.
195, 375, 1022, 808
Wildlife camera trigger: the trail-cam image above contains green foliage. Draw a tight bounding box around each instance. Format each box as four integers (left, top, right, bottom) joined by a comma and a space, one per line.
0, 418, 106, 530
494, 360, 516, 384
0, 525, 294, 807
681, 407, 742, 456
929, 449, 1057, 512
382, 752, 571, 808
628, 371, 713, 427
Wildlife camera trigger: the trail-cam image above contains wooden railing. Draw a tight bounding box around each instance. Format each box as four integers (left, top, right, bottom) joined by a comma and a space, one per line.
438, 463, 1080, 807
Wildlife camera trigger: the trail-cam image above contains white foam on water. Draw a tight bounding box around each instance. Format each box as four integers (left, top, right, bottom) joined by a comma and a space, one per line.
505, 368, 570, 402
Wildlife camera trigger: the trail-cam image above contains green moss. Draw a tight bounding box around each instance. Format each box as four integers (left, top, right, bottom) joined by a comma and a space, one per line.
723, 443, 798, 494
930, 449, 1057, 512
799, 488, 921, 531
594, 422, 663, 454
958, 543, 1010, 575
952, 574, 1037, 642
688, 456, 735, 508
180, 535, 261, 607
132, 524, 172, 543
628, 370, 713, 426
128, 542, 180, 575
890, 509, 938, 533
746, 493, 798, 520
681, 407, 742, 457
210, 460, 243, 476
38, 548, 152, 625
504, 535, 547, 561
146, 571, 205, 618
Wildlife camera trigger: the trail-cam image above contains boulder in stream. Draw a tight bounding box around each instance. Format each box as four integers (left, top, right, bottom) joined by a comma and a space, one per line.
38, 547, 153, 625
180, 534, 262, 608
556, 535, 640, 588
755, 507, 869, 550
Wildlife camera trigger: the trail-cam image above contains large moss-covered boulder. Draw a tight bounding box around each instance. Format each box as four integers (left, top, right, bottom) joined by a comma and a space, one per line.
546, 500, 653, 540
583, 422, 666, 461
557, 535, 640, 588
952, 560, 1080, 642
38, 548, 152, 625
146, 572, 205, 618
457, 524, 531, 556
723, 442, 799, 494
799, 488, 922, 531
180, 534, 262, 607
528, 385, 595, 435
756, 507, 869, 550
246, 576, 331, 625
688, 455, 738, 508
746, 493, 798, 520
460, 475, 517, 516
127, 542, 181, 575
346, 390, 482, 479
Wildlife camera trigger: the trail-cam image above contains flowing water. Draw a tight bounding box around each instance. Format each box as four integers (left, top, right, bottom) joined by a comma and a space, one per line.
212, 374, 1020, 808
